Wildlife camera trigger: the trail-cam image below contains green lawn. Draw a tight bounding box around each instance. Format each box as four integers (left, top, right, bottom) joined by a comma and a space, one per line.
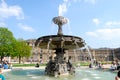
12, 61, 111, 67
12, 63, 46, 67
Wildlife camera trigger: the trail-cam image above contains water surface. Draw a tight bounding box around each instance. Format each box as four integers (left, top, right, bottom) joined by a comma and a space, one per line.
3, 68, 116, 80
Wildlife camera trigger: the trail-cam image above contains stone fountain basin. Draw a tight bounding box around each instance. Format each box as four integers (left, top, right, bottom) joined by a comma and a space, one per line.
35, 35, 85, 50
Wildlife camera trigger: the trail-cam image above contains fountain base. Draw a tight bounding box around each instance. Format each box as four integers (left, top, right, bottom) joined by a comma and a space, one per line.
45, 48, 75, 77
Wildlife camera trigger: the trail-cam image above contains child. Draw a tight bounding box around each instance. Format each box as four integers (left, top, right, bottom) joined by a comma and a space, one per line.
0, 69, 5, 80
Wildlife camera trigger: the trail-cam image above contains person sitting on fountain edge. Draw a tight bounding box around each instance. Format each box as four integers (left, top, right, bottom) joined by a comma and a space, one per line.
35, 63, 39, 68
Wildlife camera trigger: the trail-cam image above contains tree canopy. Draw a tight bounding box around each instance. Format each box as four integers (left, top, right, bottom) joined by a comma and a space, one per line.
15, 39, 32, 63
0, 27, 16, 61
0, 27, 32, 63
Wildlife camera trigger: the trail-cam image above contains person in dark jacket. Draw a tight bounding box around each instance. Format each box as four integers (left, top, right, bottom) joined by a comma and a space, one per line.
115, 70, 120, 80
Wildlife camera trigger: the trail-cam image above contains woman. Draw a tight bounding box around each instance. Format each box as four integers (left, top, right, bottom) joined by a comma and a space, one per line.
115, 70, 120, 80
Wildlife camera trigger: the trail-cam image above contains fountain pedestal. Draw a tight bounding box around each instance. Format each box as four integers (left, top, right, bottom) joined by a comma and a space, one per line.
45, 48, 75, 76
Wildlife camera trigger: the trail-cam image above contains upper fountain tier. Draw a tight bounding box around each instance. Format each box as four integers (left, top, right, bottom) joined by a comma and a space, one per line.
35, 16, 85, 50
53, 16, 68, 35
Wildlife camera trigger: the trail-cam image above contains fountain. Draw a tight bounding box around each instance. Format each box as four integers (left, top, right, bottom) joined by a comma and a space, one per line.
35, 16, 85, 76
4, 16, 117, 80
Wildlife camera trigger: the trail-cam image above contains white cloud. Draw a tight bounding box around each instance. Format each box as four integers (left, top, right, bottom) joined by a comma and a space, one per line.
0, 22, 6, 27
63, 0, 68, 2
18, 23, 35, 32
86, 28, 120, 40
73, 0, 97, 4
105, 21, 120, 27
92, 18, 100, 25
86, 32, 98, 37
84, 0, 97, 4
0, 0, 24, 20
73, 0, 83, 3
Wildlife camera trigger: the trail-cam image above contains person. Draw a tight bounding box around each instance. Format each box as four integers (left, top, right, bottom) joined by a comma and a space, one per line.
9, 63, 12, 69
89, 63, 92, 68
0, 68, 6, 80
3, 63, 8, 69
35, 63, 39, 68
111, 62, 117, 71
115, 70, 120, 80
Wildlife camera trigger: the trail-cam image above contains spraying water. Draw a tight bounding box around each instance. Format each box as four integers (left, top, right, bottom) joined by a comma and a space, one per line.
47, 38, 52, 49
47, 38, 52, 58
85, 45, 94, 67
36, 40, 42, 47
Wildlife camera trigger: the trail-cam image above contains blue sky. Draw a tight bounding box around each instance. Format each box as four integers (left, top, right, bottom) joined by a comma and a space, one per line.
0, 0, 120, 48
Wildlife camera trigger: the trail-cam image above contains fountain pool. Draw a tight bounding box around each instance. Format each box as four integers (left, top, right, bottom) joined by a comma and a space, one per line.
4, 68, 116, 80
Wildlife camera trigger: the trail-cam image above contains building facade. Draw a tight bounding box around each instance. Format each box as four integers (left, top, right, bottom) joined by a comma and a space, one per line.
25, 39, 120, 63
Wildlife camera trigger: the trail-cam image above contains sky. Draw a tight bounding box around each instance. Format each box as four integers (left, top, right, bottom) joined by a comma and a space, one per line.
0, 0, 120, 48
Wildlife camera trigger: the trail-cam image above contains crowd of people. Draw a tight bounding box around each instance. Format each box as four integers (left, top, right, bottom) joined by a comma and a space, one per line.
88, 60, 120, 80
110, 60, 120, 71
88, 60, 120, 71
110, 61, 120, 80
89, 60, 103, 69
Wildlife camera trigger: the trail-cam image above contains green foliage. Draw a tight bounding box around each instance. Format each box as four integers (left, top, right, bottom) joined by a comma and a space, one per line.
17, 39, 32, 57
0, 27, 32, 63
0, 27, 15, 44
14, 39, 32, 63
0, 27, 16, 61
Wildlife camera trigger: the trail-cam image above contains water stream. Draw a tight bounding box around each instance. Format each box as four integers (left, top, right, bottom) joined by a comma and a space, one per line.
47, 38, 52, 58
73, 40, 79, 63
85, 45, 94, 66
36, 40, 42, 47
79, 48, 85, 61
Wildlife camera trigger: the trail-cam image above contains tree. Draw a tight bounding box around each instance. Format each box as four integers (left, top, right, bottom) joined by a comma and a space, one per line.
0, 27, 32, 63
14, 39, 32, 64
0, 27, 16, 62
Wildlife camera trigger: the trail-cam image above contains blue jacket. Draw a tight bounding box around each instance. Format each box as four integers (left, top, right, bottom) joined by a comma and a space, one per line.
3, 64, 8, 69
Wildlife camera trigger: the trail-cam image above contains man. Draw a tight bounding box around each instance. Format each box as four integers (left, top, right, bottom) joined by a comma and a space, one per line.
0, 69, 5, 80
